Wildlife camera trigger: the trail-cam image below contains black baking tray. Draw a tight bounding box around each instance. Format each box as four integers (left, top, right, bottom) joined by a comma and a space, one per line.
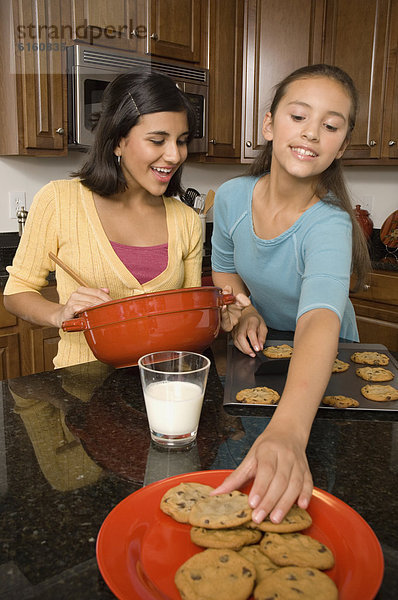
223, 340, 398, 415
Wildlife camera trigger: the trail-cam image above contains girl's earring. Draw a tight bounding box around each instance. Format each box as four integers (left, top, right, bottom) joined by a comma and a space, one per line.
115, 154, 121, 166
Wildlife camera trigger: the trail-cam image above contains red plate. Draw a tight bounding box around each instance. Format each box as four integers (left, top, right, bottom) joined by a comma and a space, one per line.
96, 470, 384, 600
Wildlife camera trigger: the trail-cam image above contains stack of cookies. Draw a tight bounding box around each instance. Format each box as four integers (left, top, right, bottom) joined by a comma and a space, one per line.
160, 482, 338, 600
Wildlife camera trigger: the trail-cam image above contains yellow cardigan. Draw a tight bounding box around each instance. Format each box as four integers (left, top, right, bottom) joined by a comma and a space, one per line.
5, 179, 203, 368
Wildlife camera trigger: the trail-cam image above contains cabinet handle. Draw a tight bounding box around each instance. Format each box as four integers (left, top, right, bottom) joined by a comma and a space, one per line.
363, 284, 371, 290
55, 127, 64, 135
369, 140, 377, 147
388, 140, 396, 146
209, 139, 217, 145
150, 33, 158, 40
245, 141, 252, 148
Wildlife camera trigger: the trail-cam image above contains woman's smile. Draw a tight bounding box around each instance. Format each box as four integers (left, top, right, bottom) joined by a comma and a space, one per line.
116, 111, 189, 196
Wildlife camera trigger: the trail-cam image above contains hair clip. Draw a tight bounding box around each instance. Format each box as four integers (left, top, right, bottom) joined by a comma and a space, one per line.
128, 91, 140, 116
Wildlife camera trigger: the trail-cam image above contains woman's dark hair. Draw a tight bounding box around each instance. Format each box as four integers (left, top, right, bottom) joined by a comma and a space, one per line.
74, 70, 197, 197
248, 63, 370, 289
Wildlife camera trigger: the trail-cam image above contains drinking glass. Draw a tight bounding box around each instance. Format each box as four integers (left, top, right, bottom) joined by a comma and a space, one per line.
138, 351, 210, 448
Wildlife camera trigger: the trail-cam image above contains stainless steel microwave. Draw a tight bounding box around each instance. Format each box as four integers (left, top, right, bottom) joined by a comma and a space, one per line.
66, 44, 209, 152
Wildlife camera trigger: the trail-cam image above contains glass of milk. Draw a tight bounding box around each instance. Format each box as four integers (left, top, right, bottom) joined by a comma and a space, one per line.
138, 351, 211, 448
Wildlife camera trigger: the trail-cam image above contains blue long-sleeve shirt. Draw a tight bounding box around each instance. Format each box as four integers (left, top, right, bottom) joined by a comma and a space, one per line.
211, 175, 359, 341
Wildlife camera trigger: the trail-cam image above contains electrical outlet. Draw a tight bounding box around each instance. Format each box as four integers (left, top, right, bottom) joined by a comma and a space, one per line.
8, 191, 26, 219
360, 195, 374, 214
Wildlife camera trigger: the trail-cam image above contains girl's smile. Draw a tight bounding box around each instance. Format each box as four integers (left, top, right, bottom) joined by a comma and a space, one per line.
263, 77, 351, 180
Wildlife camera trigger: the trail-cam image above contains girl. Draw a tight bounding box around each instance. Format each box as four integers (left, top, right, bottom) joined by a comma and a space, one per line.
4, 71, 203, 368
211, 64, 370, 523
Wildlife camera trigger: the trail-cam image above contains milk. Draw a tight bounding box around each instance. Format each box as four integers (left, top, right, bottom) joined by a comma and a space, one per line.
144, 380, 203, 435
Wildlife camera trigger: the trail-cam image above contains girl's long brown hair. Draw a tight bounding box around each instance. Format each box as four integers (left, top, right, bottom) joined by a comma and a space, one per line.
248, 64, 371, 290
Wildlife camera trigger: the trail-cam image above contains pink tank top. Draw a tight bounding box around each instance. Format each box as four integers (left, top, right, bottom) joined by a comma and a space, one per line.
110, 241, 168, 284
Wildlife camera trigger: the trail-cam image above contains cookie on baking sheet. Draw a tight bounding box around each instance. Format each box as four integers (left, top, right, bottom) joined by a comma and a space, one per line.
331, 358, 349, 373
245, 504, 312, 533
236, 386, 280, 405
356, 366, 394, 382
190, 525, 262, 550
253, 566, 338, 600
263, 344, 293, 358
350, 351, 389, 366
160, 482, 214, 523
238, 545, 278, 583
175, 548, 256, 600
259, 532, 335, 570
188, 491, 252, 529
361, 384, 398, 402
322, 395, 360, 408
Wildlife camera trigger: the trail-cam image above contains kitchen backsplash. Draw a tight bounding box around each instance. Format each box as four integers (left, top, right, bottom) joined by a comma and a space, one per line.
0, 155, 396, 232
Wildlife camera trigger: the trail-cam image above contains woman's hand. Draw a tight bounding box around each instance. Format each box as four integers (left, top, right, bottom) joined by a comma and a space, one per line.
54, 287, 111, 327
211, 421, 313, 523
220, 286, 251, 332
231, 305, 268, 357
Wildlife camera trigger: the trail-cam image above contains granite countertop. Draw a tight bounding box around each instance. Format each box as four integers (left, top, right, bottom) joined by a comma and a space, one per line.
0, 353, 397, 599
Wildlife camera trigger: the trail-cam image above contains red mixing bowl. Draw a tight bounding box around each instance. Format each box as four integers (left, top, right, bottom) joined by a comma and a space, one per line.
62, 286, 234, 368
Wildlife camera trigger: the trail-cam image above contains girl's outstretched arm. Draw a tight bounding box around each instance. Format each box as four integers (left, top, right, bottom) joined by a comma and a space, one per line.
211, 307, 340, 523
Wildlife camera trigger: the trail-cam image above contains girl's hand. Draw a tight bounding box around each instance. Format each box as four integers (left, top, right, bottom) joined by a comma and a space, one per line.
220, 286, 251, 332
231, 305, 268, 357
211, 423, 313, 523
54, 287, 111, 328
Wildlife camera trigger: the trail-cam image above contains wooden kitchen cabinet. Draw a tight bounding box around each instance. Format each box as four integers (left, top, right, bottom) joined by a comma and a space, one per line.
0, 285, 60, 380
63, 0, 203, 63
61, 0, 147, 52
149, 0, 202, 62
241, 0, 324, 161
0, 0, 67, 156
0, 300, 20, 379
350, 270, 398, 351
322, 0, 398, 163
205, 0, 244, 160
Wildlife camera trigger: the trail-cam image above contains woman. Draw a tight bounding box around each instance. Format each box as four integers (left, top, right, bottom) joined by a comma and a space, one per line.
211, 64, 371, 523
4, 71, 203, 368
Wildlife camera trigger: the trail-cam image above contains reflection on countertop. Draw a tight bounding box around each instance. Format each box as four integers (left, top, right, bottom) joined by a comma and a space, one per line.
0, 350, 397, 598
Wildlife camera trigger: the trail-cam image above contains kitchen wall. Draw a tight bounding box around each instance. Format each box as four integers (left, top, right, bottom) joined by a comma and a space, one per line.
0, 154, 396, 232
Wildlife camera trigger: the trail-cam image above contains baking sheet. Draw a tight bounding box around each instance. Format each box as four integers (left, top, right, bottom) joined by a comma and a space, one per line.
223, 341, 398, 415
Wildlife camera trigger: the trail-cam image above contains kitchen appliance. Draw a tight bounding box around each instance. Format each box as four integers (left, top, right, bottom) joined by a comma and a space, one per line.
62, 287, 234, 368
66, 44, 209, 152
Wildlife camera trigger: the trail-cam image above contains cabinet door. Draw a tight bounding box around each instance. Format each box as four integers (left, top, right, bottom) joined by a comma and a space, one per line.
381, 0, 398, 159
14, 0, 66, 154
242, 0, 324, 161
67, 0, 146, 51
0, 333, 20, 380
149, 0, 202, 62
322, 0, 391, 160
207, 0, 244, 159
30, 326, 60, 374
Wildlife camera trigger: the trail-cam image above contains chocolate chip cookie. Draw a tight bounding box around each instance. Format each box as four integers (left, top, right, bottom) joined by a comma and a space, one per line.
236, 386, 280, 405
175, 548, 256, 600
263, 344, 293, 358
188, 491, 253, 529
322, 395, 360, 408
361, 384, 398, 402
190, 525, 262, 550
245, 505, 312, 533
160, 482, 214, 523
259, 532, 335, 570
253, 566, 338, 600
351, 351, 389, 366
356, 366, 394, 382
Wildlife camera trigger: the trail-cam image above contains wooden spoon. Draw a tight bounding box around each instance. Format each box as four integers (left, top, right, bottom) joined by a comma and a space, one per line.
48, 252, 90, 287
204, 189, 215, 214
